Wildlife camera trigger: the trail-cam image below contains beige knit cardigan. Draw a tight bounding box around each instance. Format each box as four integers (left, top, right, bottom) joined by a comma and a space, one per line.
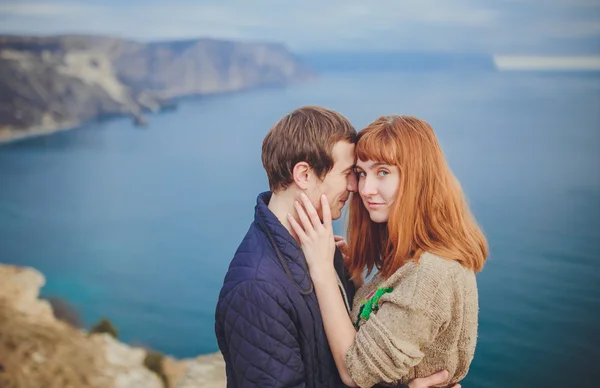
346, 252, 479, 387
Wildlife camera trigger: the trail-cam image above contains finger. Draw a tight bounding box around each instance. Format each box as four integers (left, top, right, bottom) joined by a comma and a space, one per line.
334, 235, 344, 242
321, 194, 332, 229
335, 240, 345, 248
288, 213, 309, 243
419, 370, 449, 386
300, 192, 322, 229
294, 201, 314, 234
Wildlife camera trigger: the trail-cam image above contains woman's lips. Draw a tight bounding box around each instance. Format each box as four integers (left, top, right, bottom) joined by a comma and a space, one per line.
367, 202, 384, 209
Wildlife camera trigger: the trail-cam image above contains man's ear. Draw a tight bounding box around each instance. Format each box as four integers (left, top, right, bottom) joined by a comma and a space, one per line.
292, 161, 311, 190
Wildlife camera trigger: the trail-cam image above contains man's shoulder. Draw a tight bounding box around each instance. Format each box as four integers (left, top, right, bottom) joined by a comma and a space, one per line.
231, 222, 269, 260
220, 222, 288, 292
229, 222, 280, 268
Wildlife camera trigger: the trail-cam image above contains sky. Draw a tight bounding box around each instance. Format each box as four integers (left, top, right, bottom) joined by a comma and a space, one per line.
0, 0, 599, 54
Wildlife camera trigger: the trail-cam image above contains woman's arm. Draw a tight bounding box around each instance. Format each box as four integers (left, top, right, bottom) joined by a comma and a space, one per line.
311, 266, 360, 387
289, 194, 455, 388
288, 193, 359, 386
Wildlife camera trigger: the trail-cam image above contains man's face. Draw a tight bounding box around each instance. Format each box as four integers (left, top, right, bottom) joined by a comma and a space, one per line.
308, 140, 357, 221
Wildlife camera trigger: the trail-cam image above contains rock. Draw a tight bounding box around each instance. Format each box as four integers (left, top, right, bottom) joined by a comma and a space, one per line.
133, 113, 149, 127
174, 353, 226, 388
0, 264, 195, 388
162, 356, 193, 387
0, 47, 143, 142
89, 334, 163, 388
0, 265, 54, 324
0, 34, 316, 143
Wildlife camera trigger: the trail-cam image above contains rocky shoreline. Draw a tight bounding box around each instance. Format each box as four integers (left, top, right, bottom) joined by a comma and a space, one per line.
0, 264, 225, 387
0, 34, 315, 145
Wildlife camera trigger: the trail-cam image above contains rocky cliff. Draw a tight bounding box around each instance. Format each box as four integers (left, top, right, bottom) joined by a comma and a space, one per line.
0, 264, 225, 388
0, 34, 315, 143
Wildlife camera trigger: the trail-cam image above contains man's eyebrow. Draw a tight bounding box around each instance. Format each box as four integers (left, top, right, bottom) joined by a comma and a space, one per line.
342, 165, 355, 173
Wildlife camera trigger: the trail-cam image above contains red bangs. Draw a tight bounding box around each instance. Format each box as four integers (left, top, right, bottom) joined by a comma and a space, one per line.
355, 122, 398, 165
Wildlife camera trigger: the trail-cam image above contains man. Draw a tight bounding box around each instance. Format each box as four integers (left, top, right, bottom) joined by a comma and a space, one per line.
215, 106, 458, 388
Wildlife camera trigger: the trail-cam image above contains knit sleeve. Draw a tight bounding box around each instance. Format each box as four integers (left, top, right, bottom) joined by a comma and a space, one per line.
345, 263, 451, 388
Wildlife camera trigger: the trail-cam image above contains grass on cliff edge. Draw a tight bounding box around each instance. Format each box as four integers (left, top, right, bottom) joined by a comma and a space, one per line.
0, 302, 112, 388
0, 302, 174, 388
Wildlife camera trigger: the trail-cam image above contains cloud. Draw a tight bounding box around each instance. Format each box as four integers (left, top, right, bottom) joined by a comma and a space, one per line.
493, 55, 600, 71
0, 0, 598, 53
0, 2, 102, 17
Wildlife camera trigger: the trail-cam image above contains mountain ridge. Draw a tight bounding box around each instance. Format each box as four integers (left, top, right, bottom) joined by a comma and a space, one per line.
0, 34, 315, 144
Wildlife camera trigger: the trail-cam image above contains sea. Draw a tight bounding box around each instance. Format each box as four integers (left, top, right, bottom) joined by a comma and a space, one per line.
1, 68, 599, 387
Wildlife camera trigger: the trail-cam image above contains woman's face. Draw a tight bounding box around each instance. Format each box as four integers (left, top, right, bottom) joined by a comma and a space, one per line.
355, 159, 400, 223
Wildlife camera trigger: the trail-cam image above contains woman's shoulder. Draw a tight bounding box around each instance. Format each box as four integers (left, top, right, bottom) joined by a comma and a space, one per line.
416, 253, 479, 301
384, 252, 475, 296
414, 252, 475, 278
376, 253, 475, 313
362, 253, 475, 298
387, 252, 463, 278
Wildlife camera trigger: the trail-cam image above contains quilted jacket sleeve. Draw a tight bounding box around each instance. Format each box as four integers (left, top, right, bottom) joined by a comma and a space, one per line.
219, 279, 306, 388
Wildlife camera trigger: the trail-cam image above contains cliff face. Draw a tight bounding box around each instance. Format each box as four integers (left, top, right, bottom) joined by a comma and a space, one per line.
110, 38, 314, 98
0, 35, 315, 143
0, 46, 146, 142
0, 264, 225, 388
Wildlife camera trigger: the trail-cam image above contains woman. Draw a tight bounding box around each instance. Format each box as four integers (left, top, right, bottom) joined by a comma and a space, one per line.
288, 115, 488, 387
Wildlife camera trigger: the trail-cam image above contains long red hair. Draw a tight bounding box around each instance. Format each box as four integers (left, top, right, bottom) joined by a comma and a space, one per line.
347, 115, 488, 280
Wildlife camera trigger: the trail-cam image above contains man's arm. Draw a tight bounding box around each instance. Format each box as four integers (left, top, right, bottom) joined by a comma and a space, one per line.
218, 280, 305, 388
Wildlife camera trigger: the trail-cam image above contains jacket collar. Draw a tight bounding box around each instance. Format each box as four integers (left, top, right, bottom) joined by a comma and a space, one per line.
254, 191, 313, 295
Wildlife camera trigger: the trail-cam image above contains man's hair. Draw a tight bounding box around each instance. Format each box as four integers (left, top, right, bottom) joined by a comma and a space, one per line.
262, 106, 357, 192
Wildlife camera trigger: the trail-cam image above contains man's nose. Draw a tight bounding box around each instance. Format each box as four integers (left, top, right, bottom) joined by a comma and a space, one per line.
347, 173, 358, 192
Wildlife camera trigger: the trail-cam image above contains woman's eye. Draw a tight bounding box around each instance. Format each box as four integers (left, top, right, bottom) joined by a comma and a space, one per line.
357, 171, 366, 177
377, 170, 389, 177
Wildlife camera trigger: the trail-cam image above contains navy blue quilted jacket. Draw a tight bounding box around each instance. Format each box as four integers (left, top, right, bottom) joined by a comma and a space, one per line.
215, 192, 355, 388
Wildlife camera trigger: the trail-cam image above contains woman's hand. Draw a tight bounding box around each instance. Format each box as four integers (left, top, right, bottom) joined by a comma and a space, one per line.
334, 235, 364, 288
288, 193, 336, 283
290, 194, 359, 387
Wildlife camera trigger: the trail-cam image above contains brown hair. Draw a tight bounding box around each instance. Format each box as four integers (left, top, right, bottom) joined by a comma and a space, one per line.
262, 106, 357, 192
347, 115, 488, 280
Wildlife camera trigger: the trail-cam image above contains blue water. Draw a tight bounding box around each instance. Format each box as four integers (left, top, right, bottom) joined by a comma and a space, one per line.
1, 71, 599, 387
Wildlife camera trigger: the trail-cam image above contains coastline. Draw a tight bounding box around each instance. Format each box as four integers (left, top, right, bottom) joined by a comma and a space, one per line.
0, 34, 316, 147
0, 120, 82, 146
0, 263, 226, 387
0, 106, 168, 146
0, 80, 313, 147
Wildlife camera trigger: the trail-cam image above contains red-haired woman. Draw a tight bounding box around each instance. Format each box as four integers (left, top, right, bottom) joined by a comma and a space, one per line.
289, 115, 488, 388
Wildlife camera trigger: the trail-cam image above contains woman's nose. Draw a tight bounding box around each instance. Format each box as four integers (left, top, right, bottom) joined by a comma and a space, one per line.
359, 175, 377, 197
